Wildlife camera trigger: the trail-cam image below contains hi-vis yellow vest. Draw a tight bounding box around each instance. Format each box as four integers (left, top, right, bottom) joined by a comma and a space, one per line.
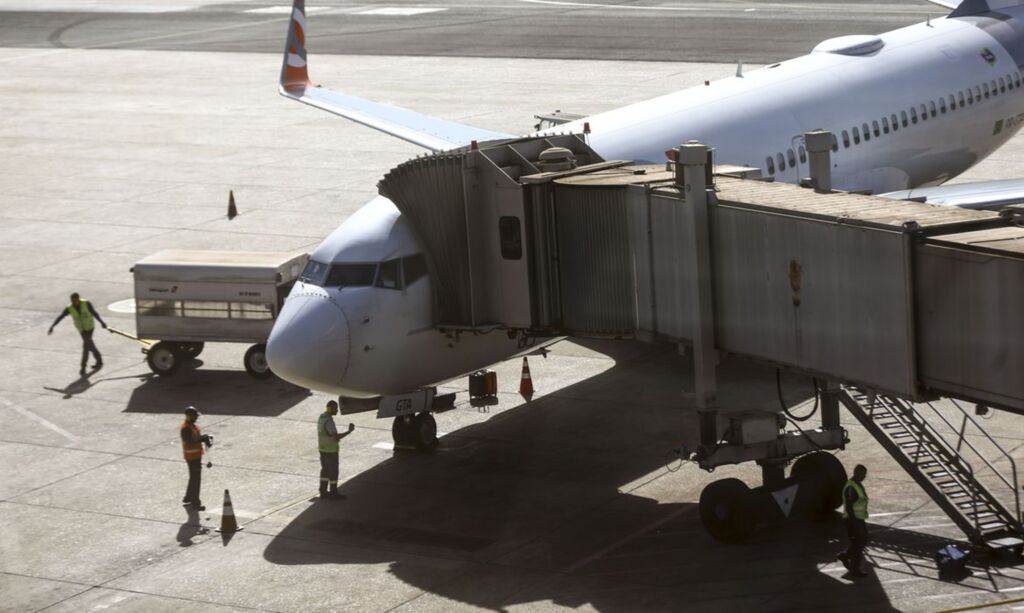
67, 301, 95, 333
318, 413, 338, 453
843, 479, 868, 520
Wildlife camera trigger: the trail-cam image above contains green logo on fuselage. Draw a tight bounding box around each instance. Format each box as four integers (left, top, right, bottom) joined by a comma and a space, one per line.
982, 47, 997, 66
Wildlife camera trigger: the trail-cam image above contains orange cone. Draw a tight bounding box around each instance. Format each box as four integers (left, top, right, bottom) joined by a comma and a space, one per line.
519, 356, 534, 399
216, 489, 243, 533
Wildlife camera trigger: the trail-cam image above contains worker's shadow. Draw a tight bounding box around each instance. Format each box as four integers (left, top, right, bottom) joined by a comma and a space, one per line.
42, 370, 143, 400
176, 506, 209, 547
123, 368, 311, 417
262, 340, 901, 611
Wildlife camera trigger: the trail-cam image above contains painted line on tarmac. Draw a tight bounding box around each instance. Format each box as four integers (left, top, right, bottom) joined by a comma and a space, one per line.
0, 395, 79, 444
563, 505, 696, 573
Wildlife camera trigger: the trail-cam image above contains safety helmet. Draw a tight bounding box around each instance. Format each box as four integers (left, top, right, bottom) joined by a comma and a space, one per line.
184, 406, 200, 418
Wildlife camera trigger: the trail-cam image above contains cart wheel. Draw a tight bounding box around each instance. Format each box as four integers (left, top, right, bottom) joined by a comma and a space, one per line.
244, 344, 272, 379
147, 342, 180, 376
182, 342, 204, 359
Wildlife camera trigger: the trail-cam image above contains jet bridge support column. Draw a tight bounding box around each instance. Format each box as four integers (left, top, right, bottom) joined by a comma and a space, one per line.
676, 142, 719, 447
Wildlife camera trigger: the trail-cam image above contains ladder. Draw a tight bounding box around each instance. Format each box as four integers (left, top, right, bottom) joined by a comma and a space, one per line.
839, 389, 1024, 554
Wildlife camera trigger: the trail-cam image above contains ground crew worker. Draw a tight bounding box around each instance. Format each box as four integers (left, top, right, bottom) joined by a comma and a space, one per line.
181, 406, 211, 510
318, 400, 354, 500
48, 292, 107, 376
838, 464, 870, 578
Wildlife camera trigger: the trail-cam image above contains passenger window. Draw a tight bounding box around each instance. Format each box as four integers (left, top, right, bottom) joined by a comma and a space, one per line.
891, 113, 899, 131
929, 101, 937, 118
766, 156, 775, 174
939, 98, 947, 114
980, 84, 987, 99
402, 254, 428, 286
990, 80, 997, 95
967, 88, 975, 104
900, 111, 908, 127
999, 77, 1006, 93
852, 126, 861, 144
919, 104, 928, 121
842, 130, 851, 148
882, 117, 890, 134
860, 123, 870, 141
499, 216, 523, 260
1006, 75, 1013, 90
798, 145, 807, 164
958, 91, 965, 106
376, 259, 401, 290
787, 148, 796, 167
949, 94, 957, 110
910, 108, 918, 124
872, 121, 880, 137
1016, 73, 1021, 87
325, 263, 377, 287
777, 152, 786, 172
830, 134, 838, 152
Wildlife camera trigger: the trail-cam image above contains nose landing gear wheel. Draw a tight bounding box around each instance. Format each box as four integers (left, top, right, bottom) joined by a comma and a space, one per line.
146, 341, 180, 376
391, 413, 438, 451
244, 343, 272, 379
699, 478, 757, 543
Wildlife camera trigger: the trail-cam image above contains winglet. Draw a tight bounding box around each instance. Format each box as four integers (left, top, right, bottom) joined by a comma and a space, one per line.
280, 0, 311, 92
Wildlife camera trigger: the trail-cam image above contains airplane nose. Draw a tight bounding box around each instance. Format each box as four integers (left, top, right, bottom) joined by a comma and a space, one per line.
267, 291, 350, 391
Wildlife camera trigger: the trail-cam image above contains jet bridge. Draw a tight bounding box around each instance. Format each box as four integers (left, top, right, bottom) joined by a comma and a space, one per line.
378, 133, 1024, 550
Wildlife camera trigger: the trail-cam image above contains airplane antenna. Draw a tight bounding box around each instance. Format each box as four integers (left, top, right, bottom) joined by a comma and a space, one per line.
927, 14, 932, 27
736, 61, 744, 78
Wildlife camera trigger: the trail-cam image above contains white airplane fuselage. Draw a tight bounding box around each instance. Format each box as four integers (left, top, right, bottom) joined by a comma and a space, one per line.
267, 10, 1024, 399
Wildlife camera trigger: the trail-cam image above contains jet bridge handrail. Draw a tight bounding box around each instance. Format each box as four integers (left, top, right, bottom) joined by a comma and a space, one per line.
924, 399, 1022, 526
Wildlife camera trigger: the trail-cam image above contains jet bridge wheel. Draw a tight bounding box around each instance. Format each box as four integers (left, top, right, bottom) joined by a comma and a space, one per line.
790, 451, 848, 520
391, 413, 438, 451
699, 478, 757, 543
146, 342, 181, 376
244, 344, 273, 380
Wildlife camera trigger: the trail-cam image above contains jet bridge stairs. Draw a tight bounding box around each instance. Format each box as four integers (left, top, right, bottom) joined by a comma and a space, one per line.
378, 132, 1024, 549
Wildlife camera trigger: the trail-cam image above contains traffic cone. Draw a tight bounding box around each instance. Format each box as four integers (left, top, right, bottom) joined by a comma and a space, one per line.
216, 489, 243, 533
519, 356, 534, 399
227, 190, 238, 220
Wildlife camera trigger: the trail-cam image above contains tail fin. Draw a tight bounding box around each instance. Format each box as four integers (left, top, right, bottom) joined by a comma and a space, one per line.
280, 0, 311, 91
951, 0, 1024, 16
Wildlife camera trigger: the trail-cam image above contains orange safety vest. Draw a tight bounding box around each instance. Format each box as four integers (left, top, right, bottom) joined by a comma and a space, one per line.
181, 421, 203, 460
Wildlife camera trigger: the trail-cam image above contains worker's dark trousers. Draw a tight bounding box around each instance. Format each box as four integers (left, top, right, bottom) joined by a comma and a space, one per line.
185, 459, 202, 504
80, 329, 101, 370
319, 452, 339, 494
843, 518, 869, 570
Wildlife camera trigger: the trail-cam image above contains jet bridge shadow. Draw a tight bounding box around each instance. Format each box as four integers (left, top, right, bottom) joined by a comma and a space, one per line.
123, 365, 311, 417
262, 340, 899, 612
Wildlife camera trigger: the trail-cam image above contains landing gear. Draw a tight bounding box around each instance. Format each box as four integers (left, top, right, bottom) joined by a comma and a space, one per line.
244, 343, 272, 379
699, 478, 757, 543
391, 413, 438, 451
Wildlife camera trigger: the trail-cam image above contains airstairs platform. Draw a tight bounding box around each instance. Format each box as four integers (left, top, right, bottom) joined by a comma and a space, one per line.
378, 133, 1024, 547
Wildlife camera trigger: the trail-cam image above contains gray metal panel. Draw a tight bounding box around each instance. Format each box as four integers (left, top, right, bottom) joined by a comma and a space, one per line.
915, 243, 1024, 409
647, 189, 694, 341
554, 184, 637, 336
712, 205, 916, 396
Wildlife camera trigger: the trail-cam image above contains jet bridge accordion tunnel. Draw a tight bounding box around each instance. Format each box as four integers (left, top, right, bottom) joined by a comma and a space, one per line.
379, 134, 1024, 414
379, 133, 1024, 545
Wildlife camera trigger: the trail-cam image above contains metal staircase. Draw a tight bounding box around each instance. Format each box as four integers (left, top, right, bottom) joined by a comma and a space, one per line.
839, 389, 1024, 554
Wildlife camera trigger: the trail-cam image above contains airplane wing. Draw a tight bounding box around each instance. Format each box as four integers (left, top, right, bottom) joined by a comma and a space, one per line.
880, 178, 1024, 209
279, 0, 514, 152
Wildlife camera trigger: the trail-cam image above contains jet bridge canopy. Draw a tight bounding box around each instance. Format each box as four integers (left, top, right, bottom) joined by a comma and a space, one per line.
377, 135, 1024, 414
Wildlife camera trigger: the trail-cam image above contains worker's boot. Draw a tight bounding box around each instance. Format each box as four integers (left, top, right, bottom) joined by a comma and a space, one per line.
327, 486, 345, 501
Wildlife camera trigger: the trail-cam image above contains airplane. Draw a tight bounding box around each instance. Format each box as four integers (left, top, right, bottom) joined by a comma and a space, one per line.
267, 0, 1024, 447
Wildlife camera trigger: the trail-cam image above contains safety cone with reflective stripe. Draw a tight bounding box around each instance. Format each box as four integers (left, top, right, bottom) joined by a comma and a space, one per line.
216, 489, 243, 533
519, 356, 534, 399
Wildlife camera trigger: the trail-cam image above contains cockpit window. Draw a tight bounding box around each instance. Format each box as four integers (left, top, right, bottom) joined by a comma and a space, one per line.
403, 254, 428, 286
376, 259, 401, 289
299, 260, 329, 285
325, 263, 377, 287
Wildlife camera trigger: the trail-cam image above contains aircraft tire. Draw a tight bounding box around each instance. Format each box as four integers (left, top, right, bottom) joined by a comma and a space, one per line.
411, 413, 438, 451
244, 344, 273, 379
392, 415, 413, 448
790, 451, 847, 520
699, 478, 756, 543
147, 342, 180, 376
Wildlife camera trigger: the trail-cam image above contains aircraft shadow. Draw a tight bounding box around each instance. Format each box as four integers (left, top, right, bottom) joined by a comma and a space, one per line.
124, 363, 310, 417
261, 339, 903, 611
